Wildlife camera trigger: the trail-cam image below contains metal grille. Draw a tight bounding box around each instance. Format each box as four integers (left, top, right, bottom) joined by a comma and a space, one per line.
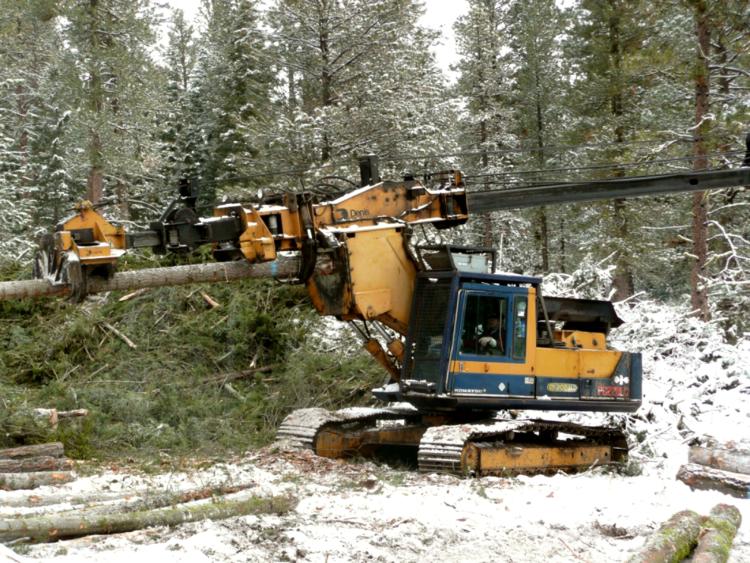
404, 278, 451, 384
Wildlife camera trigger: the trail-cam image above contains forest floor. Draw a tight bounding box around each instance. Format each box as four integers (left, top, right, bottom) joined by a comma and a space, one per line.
2, 434, 749, 563
1, 293, 749, 562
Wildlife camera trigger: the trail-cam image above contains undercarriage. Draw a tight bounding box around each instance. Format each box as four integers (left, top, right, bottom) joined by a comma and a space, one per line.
276, 406, 628, 476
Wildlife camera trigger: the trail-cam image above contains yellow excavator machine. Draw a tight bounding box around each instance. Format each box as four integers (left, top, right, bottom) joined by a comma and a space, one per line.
22, 148, 750, 475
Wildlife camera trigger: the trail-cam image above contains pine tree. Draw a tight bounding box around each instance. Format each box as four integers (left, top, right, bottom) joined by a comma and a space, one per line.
159, 9, 199, 190
60, 0, 162, 212
188, 0, 272, 203
504, 0, 569, 272
0, 0, 67, 258
266, 0, 456, 189
452, 0, 519, 258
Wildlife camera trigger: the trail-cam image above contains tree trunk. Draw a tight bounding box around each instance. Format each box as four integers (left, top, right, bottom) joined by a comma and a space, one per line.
690, 0, 711, 321
612, 198, 635, 301
0, 443, 64, 460
318, 0, 332, 162
49, 481, 259, 519
677, 463, 750, 499
627, 509, 704, 563
0, 472, 74, 491
480, 122, 495, 249
534, 93, 549, 272
689, 443, 750, 475
608, 1, 634, 301
692, 504, 742, 563
0, 457, 73, 473
1, 479, 256, 509
0, 493, 292, 543
86, 0, 104, 205
558, 216, 566, 273
536, 208, 549, 271
0, 257, 302, 301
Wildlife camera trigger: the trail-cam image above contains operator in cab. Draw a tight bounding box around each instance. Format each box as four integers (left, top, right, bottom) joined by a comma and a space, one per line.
478, 315, 504, 354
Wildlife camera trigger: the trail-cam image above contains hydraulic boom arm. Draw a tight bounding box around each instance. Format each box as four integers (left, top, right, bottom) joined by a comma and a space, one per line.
468, 168, 750, 212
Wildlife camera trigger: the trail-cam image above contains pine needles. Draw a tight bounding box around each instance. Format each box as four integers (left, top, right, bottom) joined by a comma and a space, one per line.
0, 261, 383, 462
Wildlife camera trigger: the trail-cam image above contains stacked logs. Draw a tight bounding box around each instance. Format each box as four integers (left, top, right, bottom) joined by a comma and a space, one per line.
0, 442, 74, 491
677, 439, 750, 499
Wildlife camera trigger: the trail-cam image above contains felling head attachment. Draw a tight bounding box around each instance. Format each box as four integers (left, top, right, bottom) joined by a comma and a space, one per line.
33, 203, 126, 302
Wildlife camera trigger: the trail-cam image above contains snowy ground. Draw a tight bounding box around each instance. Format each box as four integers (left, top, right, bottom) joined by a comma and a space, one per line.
1, 442, 748, 563
2, 300, 749, 563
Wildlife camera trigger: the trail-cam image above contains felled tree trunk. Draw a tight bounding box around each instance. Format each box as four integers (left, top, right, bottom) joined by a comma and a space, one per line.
0, 257, 302, 301
627, 510, 704, 563
0, 457, 73, 473
0, 494, 292, 543
57, 481, 259, 519
692, 504, 742, 563
1, 480, 256, 509
0, 442, 64, 460
689, 443, 750, 475
0, 472, 74, 491
677, 463, 750, 499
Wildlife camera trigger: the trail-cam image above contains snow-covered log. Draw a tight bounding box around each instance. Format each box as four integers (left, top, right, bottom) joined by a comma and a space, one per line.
677, 463, 750, 499
689, 442, 750, 476
0, 471, 74, 491
0, 257, 302, 301
0, 493, 293, 543
691, 504, 742, 563
626, 509, 704, 563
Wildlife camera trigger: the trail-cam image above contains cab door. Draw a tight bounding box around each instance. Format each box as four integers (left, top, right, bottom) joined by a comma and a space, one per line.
448, 285, 534, 398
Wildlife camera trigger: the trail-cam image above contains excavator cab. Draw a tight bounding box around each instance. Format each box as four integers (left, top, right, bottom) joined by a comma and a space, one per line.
398, 247, 642, 415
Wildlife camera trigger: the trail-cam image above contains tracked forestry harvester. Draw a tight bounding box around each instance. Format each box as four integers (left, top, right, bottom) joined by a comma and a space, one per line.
3, 148, 749, 475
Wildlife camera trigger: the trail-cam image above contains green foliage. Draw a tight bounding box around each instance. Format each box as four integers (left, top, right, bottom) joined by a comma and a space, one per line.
0, 265, 383, 460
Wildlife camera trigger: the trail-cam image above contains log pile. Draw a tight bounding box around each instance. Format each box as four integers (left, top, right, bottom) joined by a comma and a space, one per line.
677, 439, 750, 498
0, 477, 293, 544
0, 442, 75, 491
628, 503, 741, 563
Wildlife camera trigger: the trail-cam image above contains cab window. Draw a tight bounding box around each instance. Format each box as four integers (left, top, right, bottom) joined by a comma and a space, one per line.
513, 296, 528, 359
459, 294, 508, 356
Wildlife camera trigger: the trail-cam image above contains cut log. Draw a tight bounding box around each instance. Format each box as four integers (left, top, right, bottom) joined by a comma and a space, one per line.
692, 504, 742, 563
0, 443, 64, 460
690, 444, 750, 476
44, 481, 259, 519
677, 463, 750, 499
626, 509, 704, 563
0, 493, 294, 543
0, 472, 74, 491
1, 479, 255, 508
0, 457, 73, 473
0, 257, 302, 301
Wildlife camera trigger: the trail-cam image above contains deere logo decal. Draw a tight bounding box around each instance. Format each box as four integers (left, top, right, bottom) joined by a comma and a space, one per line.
547, 382, 578, 393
